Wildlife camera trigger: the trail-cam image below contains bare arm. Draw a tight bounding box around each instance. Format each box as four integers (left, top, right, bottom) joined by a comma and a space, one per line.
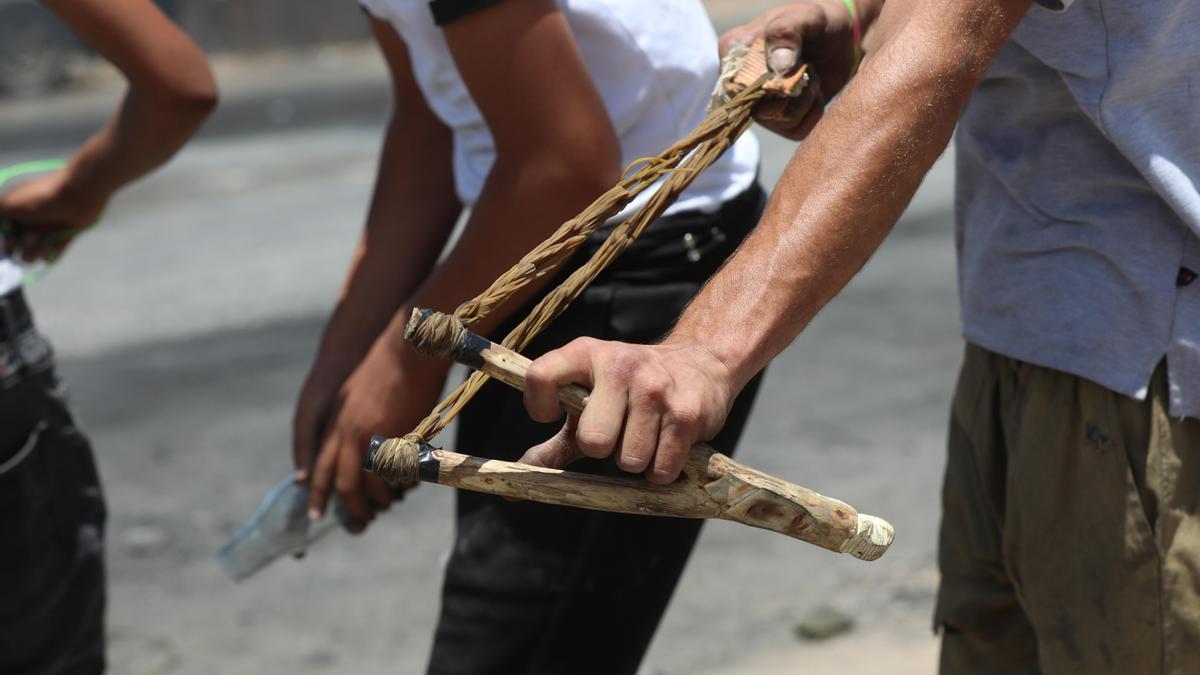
524, 0, 1034, 482
293, 18, 463, 523
679, 0, 1033, 388
302, 17, 463, 385
1, 0, 216, 259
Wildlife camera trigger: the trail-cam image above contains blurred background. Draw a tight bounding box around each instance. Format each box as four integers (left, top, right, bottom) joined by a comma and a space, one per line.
1, 0, 957, 672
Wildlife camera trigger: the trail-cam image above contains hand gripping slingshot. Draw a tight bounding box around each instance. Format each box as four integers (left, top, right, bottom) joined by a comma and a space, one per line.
365, 41, 895, 561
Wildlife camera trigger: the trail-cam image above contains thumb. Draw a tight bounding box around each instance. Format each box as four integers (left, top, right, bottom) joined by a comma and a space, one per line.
519, 416, 585, 470
764, 15, 804, 76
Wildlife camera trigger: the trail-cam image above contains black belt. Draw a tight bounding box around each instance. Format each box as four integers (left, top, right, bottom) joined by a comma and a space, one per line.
578, 181, 767, 285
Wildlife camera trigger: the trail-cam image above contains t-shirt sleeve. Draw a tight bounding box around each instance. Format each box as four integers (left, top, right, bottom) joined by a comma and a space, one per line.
359, 0, 388, 19
428, 0, 507, 25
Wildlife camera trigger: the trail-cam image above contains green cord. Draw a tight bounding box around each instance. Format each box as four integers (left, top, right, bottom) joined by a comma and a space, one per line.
0, 159, 67, 187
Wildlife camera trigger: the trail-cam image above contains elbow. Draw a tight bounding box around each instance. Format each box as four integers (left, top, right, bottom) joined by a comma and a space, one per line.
569, 148, 622, 202
541, 132, 623, 202
168, 75, 219, 122
495, 121, 622, 205
142, 62, 219, 124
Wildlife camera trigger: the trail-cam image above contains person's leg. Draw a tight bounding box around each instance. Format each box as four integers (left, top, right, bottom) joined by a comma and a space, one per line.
1141, 368, 1200, 675
0, 293, 106, 674
935, 344, 1040, 675
427, 187, 766, 675
938, 342, 1173, 674
1002, 356, 1163, 674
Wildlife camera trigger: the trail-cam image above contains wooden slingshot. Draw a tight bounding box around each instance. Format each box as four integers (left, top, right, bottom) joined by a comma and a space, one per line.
364, 41, 895, 561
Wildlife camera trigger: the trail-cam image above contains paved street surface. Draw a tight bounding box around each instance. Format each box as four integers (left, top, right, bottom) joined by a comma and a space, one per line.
1, 11, 955, 673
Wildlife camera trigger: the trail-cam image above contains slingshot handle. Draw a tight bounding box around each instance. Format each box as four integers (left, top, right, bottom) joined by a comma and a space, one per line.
396, 309, 894, 561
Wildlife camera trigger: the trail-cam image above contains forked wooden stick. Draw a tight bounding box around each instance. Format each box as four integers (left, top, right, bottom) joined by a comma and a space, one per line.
364, 309, 894, 562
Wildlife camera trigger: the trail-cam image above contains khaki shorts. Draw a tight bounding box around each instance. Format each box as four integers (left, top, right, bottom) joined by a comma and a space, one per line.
935, 344, 1200, 675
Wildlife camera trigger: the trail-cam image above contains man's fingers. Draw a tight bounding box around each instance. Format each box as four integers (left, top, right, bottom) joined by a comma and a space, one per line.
519, 416, 584, 470
364, 473, 395, 514
616, 374, 668, 473
307, 435, 340, 521
19, 232, 39, 262
755, 97, 791, 123
575, 347, 640, 459
649, 405, 701, 484
46, 237, 70, 262
779, 91, 826, 140
575, 385, 626, 459
525, 338, 598, 422
292, 417, 316, 483
784, 76, 820, 115
334, 436, 372, 532
760, 81, 826, 141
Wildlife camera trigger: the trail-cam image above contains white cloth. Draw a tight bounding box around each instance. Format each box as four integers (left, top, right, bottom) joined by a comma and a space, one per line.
358, 0, 759, 218
0, 241, 21, 296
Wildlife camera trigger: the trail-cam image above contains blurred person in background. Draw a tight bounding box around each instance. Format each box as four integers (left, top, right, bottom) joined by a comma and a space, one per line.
290, 0, 764, 672
0, 0, 215, 671
523, 0, 1200, 672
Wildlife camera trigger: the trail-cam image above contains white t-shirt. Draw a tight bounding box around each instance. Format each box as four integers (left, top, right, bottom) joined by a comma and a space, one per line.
358, 0, 759, 218
0, 240, 21, 296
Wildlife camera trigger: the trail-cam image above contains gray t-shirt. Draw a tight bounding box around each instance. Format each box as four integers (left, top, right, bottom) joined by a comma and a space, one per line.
956, 0, 1200, 416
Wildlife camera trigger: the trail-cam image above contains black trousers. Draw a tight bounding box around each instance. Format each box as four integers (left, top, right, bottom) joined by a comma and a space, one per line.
427, 184, 767, 675
0, 289, 106, 675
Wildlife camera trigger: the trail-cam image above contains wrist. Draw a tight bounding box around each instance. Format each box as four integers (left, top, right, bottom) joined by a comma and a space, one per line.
61, 150, 118, 213
662, 330, 755, 398
306, 349, 363, 390
378, 311, 453, 381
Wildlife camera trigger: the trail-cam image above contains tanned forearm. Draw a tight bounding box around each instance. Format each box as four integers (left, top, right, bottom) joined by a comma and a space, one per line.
671, 0, 1033, 391
311, 18, 462, 376
43, 0, 216, 202
313, 112, 462, 373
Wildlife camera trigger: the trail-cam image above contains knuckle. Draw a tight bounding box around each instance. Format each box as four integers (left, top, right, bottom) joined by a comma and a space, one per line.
604, 346, 644, 382
631, 374, 670, 407
334, 474, 358, 497
764, 16, 802, 43
663, 402, 702, 432
649, 462, 683, 484
524, 359, 552, 388
660, 451, 686, 474
575, 429, 616, 457
570, 336, 600, 352
617, 452, 649, 473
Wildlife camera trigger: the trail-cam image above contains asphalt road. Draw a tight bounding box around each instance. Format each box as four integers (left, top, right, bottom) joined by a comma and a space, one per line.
1, 40, 959, 675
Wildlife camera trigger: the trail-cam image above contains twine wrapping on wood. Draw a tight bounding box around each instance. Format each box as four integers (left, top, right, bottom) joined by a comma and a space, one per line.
369, 48, 806, 482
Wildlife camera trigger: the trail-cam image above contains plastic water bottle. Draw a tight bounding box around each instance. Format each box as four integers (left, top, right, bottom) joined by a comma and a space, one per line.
216, 477, 350, 582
